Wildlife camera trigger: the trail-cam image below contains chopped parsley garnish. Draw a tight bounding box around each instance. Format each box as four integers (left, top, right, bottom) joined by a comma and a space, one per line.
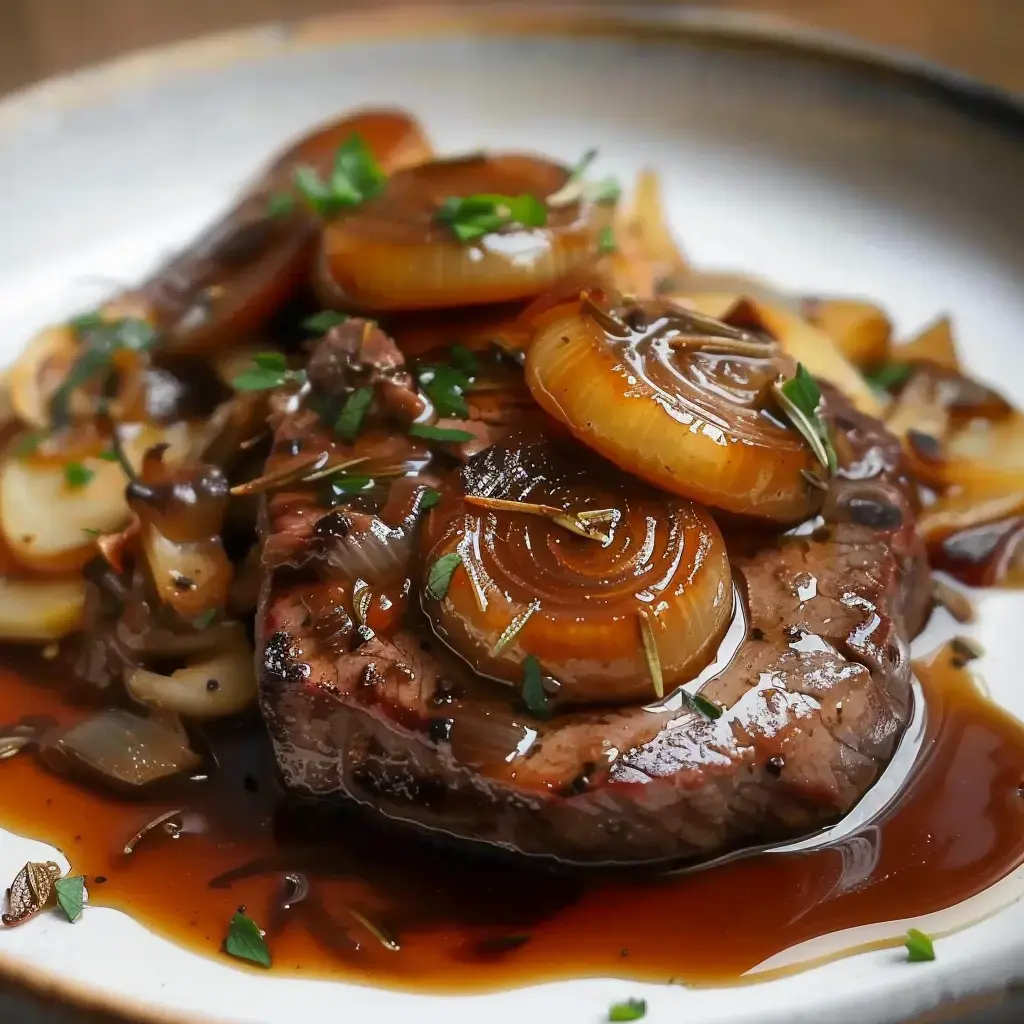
54, 875, 85, 923
905, 928, 935, 962
598, 225, 617, 254
409, 423, 476, 443
224, 910, 271, 968
589, 177, 622, 204
547, 150, 621, 207
98, 447, 120, 462
334, 387, 375, 440
418, 364, 472, 418
14, 432, 43, 458
448, 344, 479, 375
293, 133, 385, 217
302, 310, 348, 334
688, 693, 723, 720
521, 654, 551, 719
608, 999, 647, 1022
864, 361, 913, 393
191, 609, 217, 630
773, 364, 838, 475
266, 191, 296, 217
426, 552, 462, 601
231, 352, 307, 392
63, 462, 94, 489
51, 315, 159, 428
435, 193, 547, 243
419, 487, 441, 511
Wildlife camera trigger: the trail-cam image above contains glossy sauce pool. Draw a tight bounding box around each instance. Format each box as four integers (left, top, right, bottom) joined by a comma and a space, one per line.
1, 640, 1023, 990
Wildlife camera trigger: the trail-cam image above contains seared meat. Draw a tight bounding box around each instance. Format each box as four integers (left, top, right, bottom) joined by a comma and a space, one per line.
257, 344, 930, 864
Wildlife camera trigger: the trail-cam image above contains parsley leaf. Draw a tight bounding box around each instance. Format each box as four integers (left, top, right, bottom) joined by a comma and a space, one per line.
224, 910, 272, 968
63, 462, 95, 489
266, 191, 296, 217
418, 364, 472, 418
51, 315, 159, 428
293, 133, 385, 216
598, 225, 617, 254
426, 552, 462, 601
774, 364, 838, 475
864, 361, 913, 393
435, 193, 548, 243
521, 654, 551, 719
409, 423, 475, 443
231, 352, 306, 392
589, 177, 622, 204
686, 692, 723, 720
420, 487, 441, 511
334, 387, 375, 440
54, 875, 86, 923
303, 310, 348, 334
905, 928, 935, 962
98, 447, 120, 462
608, 999, 647, 1022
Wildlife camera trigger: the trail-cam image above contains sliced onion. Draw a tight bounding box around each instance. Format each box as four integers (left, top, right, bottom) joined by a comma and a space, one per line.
525, 297, 822, 522
909, 414, 1024, 493
802, 298, 892, 370
319, 154, 612, 311
0, 578, 86, 641
40, 709, 200, 792
895, 315, 961, 372
917, 489, 1024, 545
322, 512, 418, 586
608, 170, 689, 297
127, 624, 256, 719
9, 324, 77, 429
421, 441, 733, 705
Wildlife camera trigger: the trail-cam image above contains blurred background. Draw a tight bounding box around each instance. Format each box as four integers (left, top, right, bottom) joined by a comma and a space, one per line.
0, 0, 1021, 98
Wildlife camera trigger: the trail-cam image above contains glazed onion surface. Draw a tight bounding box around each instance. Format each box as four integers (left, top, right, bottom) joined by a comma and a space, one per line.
525, 297, 822, 522
319, 154, 612, 311
421, 441, 733, 705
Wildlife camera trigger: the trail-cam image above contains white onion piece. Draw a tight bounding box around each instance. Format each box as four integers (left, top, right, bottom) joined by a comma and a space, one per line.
127, 624, 256, 719
9, 324, 77, 429
324, 515, 418, 586
40, 709, 201, 791
0, 578, 86, 641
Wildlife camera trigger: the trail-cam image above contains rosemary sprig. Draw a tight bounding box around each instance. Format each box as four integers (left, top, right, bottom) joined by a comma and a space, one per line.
772, 364, 838, 474
491, 599, 541, 656
637, 608, 664, 700
464, 495, 615, 543
668, 335, 773, 358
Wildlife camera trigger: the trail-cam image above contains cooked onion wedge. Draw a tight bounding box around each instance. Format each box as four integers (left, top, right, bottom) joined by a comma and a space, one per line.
320, 154, 613, 311
908, 413, 1024, 493
9, 324, 77, 429
0, 578, 86, 641
127, 624, 256, 719
803, 298, 892, 370
896, 315, 961, 372
421, 441, 733, 705
525, 296, 823, 522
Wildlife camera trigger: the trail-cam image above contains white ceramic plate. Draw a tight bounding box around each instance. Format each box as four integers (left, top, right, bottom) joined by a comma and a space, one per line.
1, 9, 1024, 1023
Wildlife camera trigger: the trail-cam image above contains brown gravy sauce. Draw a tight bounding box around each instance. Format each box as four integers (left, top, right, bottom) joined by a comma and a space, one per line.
1, 639, 1023, 991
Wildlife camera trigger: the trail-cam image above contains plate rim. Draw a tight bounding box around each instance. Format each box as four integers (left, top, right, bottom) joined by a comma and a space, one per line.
0, 5, 1022, 1022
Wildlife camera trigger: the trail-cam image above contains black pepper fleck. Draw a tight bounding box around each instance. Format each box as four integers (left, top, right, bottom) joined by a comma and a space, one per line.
428, 717, 454, 744
206, 678, 220, 692
766, 755, 785, 776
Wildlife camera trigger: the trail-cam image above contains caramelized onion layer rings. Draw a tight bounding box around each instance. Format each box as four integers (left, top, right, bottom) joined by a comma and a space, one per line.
140, 109, 432, 354
525, 298, 822, 522
421, 441, 733, 706
319, 154, 611, 311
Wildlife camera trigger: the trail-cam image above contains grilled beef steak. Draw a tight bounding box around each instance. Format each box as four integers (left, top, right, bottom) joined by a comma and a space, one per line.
256, 329, 930, 866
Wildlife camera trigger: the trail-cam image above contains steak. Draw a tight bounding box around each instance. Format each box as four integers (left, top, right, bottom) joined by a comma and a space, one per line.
256, 331, 930, 866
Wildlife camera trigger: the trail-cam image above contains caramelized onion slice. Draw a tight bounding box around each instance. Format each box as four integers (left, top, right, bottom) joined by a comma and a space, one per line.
141, 109, 433, 354
319, 154, 612, 311
525, 297, 822, 522
896, 315, 961, 372
910, 413, 1024, 493
421, 441, 733, 706
0, 578, 86, 641
126, 624, 256, 719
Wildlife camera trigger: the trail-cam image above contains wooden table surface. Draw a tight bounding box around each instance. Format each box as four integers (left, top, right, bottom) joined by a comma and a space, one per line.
0, 0, 1022, 99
